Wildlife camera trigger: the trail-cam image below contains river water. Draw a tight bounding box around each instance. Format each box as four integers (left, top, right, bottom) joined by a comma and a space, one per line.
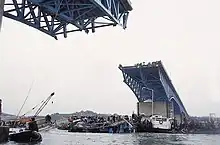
3, 129, 220, 145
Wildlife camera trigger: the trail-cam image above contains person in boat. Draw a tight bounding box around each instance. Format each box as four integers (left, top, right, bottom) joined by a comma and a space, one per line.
45, 114, 52, 123
28, 117, 39, 132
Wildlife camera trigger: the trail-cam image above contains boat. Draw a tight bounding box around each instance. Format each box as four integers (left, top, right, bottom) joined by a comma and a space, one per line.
136, 114, 173, 133
9, 128, 42, 143
149, 115, 172, 133
5, 92, 55, 143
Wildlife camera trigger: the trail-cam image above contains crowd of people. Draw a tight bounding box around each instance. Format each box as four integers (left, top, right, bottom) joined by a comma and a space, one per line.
183, 118, 220, 132
58, 114, 132, 132
68, 114, 130, 124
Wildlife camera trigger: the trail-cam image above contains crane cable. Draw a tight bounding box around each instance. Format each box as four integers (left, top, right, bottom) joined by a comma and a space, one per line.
14, 80, 34, 126
21, 100, 44, 117
34, 92, 55, 117
16, 80, 34, 118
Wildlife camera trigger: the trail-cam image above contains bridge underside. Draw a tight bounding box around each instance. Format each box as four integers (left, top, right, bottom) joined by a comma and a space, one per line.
0, 0, 4, 30
119, 61, 188, 120
3, 0, 132, 39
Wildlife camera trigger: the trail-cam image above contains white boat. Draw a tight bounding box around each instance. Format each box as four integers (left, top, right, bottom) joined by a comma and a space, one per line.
150, 115, 172, 131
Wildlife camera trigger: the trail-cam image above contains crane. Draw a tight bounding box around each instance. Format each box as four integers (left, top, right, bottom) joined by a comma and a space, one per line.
34, 92, 55, 117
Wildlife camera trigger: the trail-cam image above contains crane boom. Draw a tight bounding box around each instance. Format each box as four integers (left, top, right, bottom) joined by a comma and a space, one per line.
34, 92, 55, 117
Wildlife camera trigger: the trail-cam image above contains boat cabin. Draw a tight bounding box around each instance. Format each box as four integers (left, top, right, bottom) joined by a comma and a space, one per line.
150, 115, 172, 130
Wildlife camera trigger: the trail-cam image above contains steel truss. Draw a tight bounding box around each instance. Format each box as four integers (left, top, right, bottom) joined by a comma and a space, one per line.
119, 65, 165, 102
4, 0, 132, 39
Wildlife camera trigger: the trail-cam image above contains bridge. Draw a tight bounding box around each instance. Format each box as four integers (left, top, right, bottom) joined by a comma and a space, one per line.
119, 61, 189, 124
0, 0, 132, 39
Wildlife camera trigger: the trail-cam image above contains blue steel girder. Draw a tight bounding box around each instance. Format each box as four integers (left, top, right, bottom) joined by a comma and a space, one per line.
138, 65, 169, 101
3, 0, 132, 39
158, 65, 188, 117
119, 64, 167, 102
122, 72, 143, 102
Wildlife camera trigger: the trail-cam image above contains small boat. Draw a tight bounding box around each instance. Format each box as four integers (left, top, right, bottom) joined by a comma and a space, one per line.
149, 115, 172, 133
136, 114, 173, 133
9, 129, 42, 143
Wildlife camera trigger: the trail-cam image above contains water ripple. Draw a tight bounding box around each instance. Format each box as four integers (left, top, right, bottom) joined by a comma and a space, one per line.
2, 129, 220, 145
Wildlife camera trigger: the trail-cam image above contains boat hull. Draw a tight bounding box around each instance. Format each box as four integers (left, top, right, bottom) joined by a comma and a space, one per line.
9, 130, 42, 143
137, 127, 172, 133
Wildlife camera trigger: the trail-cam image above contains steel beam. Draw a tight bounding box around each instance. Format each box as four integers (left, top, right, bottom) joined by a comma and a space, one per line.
3, 0, 132, 39
0, 0, 5, 31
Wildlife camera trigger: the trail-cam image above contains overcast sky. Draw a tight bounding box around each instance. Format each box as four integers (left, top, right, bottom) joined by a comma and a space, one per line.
0, 0, 220, 117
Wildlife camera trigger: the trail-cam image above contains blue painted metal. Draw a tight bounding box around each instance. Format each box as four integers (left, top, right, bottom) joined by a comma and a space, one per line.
3, 0, 132, 39
119, 61, 189, 117
0, 0, 5, 31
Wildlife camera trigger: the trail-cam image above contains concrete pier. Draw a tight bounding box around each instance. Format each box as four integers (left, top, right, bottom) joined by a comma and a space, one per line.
137, 101, 185, 125
0, 126, 9, 143
137, 101, 170, 117
0, 0, 5, 31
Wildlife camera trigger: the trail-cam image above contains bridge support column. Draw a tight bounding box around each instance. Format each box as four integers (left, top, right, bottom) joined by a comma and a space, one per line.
174, 114, 181, 125
0, 0, 4, 31
170, 100, 184, 126
174, 113, 187, 125
137, 101, 170, 117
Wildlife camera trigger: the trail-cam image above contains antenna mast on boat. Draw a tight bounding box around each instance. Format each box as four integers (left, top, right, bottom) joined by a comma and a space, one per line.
16, 80, 35, 119
21, 100, 44, 117
34, 92, 55, 117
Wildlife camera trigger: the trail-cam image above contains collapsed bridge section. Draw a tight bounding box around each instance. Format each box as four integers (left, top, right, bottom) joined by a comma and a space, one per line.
119, 61, 189, 124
